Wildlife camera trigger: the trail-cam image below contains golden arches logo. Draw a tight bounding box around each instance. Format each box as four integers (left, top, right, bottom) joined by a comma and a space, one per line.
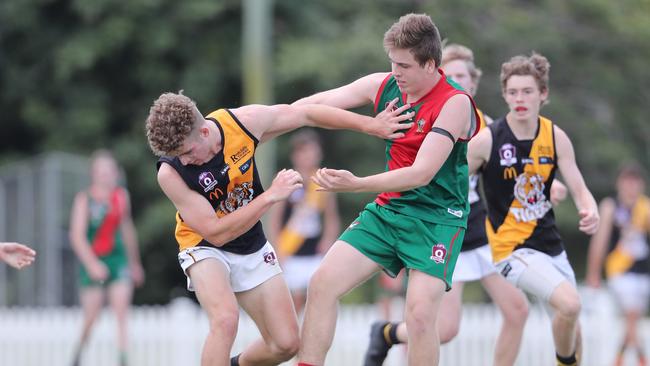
209, 188, 224, 201
503, 167, 517, 180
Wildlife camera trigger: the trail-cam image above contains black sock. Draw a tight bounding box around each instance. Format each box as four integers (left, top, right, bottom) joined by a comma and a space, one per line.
230, 353, 241, 366
556, 352, 577, 365
384, 322, 402, 345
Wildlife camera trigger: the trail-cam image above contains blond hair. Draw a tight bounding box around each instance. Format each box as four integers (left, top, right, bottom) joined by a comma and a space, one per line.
500, 52, 550, 94
442, 43, 482, 86
383, 13, 442, 67
146, 92, 200, 156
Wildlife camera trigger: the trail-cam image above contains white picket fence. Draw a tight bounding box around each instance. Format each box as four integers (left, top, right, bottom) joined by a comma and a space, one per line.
0, 288, 644, 366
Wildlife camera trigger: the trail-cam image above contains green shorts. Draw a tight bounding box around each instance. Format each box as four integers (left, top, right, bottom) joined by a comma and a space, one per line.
79, 253, 130, 288
339, 203, 465, 290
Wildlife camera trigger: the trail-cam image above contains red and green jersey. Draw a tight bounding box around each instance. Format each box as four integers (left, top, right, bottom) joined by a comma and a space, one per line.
373, 71, 480, 228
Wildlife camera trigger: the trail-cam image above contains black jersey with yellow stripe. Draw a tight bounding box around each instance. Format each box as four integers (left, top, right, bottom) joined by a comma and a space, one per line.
605, 196, 650, 277
482, 116, 563, 262
157, 109, 266, 255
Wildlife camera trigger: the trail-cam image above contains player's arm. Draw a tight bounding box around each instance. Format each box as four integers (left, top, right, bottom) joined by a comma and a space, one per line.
555, 126, 599, 234
292, 72, 389, 109
550, 180, 568, 206
467, 127, 492, 176
69, 192, 102, 271
119, 190, 145, 286
232, 101, 414, 144
0, 242, 36, 269
266, 199, 287, 248
158, 164, 302, 246
585, 198, 615, 288
313, 94, 472, 192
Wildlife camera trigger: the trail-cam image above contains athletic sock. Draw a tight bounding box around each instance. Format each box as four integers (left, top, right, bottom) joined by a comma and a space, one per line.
230, 354, 241, 366
385, 322, 402, 345
556, 352, 577, 366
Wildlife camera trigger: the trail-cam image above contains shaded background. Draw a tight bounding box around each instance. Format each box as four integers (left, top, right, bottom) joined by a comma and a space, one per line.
1, 0, 649, 306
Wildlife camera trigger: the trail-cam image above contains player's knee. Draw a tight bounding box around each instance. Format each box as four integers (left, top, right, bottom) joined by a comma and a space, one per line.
268, 333, 300, 361
405, 302, 437, 337
438, 322, 460, 343
307, 268, 337, 301
208, 311, 239, 339
502, 297, 529, 325
556, 295, 581, 320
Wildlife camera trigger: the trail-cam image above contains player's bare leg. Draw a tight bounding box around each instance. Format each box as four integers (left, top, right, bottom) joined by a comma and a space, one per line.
549, 281, 581, 366
72, 287, 105, 365
108, 281, 134, 366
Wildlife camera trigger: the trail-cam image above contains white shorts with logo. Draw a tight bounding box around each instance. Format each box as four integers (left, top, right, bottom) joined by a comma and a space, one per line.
496, 248, 576, 302
452, 244, 498, 283
283, 255, 322, 291
608, 272, 650, 313
178, 242, 283, 293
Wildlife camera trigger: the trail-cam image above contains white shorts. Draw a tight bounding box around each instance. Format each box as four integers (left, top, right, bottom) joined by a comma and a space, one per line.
282, 255, 322, 291
178, 242, 283, 293
496, 248, 576, 302
452, 244, 497, 283
608, 272, 650, 313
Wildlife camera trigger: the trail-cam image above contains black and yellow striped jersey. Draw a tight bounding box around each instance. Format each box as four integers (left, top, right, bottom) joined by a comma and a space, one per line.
482, 116, 562, 262
157, 109, 266, 254
605, 195, 650, 277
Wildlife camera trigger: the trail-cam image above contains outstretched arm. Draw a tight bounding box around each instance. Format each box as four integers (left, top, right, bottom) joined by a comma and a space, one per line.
555, 126, 599, 234
0, 242, 36, 269
233, 101, 414, 144
158, 164, 303, 247
292, 72, 389, 109
585, 198, 615, 288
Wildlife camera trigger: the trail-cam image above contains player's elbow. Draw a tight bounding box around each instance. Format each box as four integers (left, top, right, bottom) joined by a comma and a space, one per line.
410, 167, 436, 188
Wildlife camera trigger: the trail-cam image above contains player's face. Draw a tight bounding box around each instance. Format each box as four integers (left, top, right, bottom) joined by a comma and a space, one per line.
503, 75, 548, 122
176, 129, 211, 166
388, 48, 434, 95
291, 141, 322, 172
617, 175, 645, 206
91, 156, 119, 189
441, 59, 475, 96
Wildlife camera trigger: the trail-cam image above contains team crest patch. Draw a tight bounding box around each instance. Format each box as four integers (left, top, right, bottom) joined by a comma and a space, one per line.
430, 244, 447, 264
263, 251, 277, 265
499, 143, 517, 167
416, 119, 426, 133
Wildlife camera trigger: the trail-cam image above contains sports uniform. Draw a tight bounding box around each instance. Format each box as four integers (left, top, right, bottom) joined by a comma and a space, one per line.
340, 71, 479, 289
483, 116, 574, 301
157, 109, 281, 292
79, 188, 130, 287
606, 195, 650, 312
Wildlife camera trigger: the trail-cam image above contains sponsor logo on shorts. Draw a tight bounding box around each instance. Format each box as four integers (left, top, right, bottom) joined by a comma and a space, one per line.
430, 244, 447, 264
348, 221, 360, 229
447, 208, 463, 218
263, 251, 277, 265
500, 263, 513, 277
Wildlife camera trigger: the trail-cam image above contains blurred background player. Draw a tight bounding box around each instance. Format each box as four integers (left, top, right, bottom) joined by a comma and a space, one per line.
268, 129, 341, 314
69, 149, 145, 366
363, 43, 530, 366
586, 162, 650, 366
0, 242, 36, 269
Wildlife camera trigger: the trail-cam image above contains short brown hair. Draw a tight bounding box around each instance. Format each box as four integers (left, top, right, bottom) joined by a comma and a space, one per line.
500, 52, 550, 95
383, 13, 442, 67
618, 162, 646, 182
146, 92, 200, 156
442, 43, 482, 85
290, 129, 321, 151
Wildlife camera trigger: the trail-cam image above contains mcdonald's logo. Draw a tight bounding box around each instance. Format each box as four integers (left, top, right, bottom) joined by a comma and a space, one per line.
209, 188, 224, 201
503, 167, 518, 180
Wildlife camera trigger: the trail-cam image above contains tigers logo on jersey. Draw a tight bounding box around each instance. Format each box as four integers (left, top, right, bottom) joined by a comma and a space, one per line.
510, 173, 552, 222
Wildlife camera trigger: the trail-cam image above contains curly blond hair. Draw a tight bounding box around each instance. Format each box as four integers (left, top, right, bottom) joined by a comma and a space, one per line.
441, 43, 482, 86
500, 52, 550, 95
146, 92, 199, 156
